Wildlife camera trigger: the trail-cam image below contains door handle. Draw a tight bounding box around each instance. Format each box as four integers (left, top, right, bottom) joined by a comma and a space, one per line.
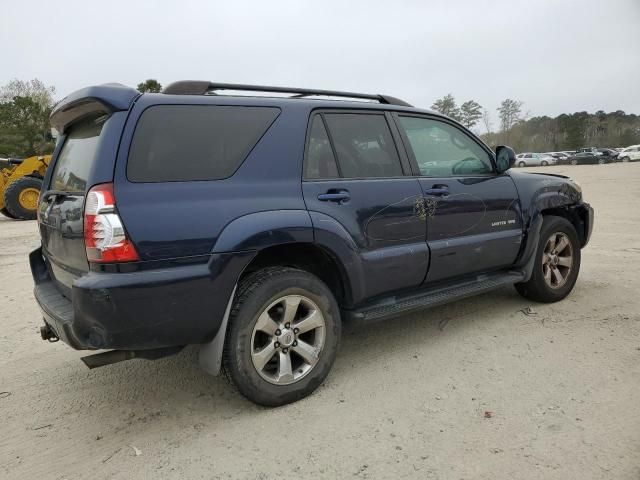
423, 185, 449, 196
317, 190, 350, 203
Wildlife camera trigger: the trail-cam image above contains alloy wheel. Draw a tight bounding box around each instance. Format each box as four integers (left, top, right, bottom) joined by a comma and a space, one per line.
542, 232, 573, 289
251, 295, 326, 385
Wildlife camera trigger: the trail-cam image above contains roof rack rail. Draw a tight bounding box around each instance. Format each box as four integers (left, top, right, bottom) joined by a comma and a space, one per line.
161, 81, 412, 107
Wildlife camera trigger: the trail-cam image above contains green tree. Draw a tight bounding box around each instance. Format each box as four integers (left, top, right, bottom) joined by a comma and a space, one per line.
497, 99, 523, 132
0, 96, 53, 157
431, 94, 460, 120
459, 100, 483, 129
0, 78, 56, 157
0, 78, 56, 110
137, 79, 162, 93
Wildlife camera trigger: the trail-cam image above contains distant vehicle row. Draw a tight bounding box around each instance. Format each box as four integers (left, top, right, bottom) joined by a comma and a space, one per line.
516, 145, 640, 166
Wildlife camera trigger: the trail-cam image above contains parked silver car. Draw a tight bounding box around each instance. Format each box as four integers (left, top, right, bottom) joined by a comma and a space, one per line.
515, 152, 556, 167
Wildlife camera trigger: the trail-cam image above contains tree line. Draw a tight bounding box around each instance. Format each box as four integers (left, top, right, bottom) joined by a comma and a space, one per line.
431, 93, 640, 152
0, 79, 163, 158
1, 79, 638, 158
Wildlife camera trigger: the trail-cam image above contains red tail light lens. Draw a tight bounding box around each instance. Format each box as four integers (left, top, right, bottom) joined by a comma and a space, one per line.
84, 183, 139, 263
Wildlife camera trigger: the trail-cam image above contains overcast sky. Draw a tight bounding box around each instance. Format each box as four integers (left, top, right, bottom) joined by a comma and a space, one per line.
2, 0, 639, 125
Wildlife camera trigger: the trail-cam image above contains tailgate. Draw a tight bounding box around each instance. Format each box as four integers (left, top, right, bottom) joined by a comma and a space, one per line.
39, 116, 109, 295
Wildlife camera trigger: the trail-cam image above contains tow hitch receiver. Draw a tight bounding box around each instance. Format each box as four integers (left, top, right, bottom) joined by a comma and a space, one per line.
80, 347, 183, 369
40, 325, 59, 342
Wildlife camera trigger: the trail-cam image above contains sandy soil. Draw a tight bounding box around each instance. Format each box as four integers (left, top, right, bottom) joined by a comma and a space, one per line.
1, 163, 639, 479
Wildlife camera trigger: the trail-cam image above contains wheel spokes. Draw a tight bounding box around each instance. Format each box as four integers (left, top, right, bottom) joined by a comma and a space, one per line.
253, 341, 276, 370
546, 234, 557, 253
277, 351, 294, 383
282, 296, 301, 326
543, 264, 552, 283
557, 255, 572, 267
292, 339, 319, 366
293, 309, 323, 335
254, 311, 279, 336
551, 267, 564, 286
554, 236, 569, 255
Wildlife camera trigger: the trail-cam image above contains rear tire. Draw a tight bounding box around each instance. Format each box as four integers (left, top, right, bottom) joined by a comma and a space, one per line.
515, 216, 581, 303
570, 159, 578, 165
4, 176, 42, 220
598, 158, 605, 165
223, 267, 341, 406
541, 161, 549, 166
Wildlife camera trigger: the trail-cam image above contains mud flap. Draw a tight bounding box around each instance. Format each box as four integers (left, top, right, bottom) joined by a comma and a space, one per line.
198, 286, 237, 376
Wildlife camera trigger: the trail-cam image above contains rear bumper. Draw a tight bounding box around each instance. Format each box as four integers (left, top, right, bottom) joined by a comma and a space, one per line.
30, 247, 254, 350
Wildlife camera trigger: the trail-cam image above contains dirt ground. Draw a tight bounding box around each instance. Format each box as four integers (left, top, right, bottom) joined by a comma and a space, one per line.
1, 163, 639, 480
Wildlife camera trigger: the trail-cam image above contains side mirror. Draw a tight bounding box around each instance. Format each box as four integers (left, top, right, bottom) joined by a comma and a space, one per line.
495, 145, 516, 173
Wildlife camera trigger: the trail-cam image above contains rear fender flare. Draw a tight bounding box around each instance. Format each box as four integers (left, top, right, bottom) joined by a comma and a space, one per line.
307, 211, 365, 305
212, 210, 314, 253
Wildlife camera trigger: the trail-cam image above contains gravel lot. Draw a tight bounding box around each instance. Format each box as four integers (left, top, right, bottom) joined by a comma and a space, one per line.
1, 163, 639, 479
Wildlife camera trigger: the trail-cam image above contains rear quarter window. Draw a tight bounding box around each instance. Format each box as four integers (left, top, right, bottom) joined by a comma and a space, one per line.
127, 105, 280, 182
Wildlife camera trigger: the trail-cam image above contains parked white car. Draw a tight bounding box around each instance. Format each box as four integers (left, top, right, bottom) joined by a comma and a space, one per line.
545, 152, 570, 163
618, 145, 640, 162
515, 152, 556, 167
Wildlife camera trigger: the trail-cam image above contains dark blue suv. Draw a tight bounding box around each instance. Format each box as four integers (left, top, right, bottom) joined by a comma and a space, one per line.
32, 81, 593, 406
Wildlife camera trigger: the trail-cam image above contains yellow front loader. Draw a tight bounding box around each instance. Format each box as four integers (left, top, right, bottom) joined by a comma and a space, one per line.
0, 155, 51, 220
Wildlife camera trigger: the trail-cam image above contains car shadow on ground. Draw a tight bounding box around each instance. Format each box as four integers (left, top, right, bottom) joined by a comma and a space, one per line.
32, 286, 536, 440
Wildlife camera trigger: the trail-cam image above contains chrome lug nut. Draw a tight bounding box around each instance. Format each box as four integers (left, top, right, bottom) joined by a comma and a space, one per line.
275, 329, 281, 336
293, 341, 298, 347
285, 323, 290, 329
274, 341, 280, 348
293, 328, 299, 334
283, 348, 288, 354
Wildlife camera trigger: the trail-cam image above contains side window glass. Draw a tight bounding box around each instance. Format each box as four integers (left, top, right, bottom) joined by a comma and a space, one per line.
304, 116, 339, 179
323, 113, 403, 178
398, 116, 493, 176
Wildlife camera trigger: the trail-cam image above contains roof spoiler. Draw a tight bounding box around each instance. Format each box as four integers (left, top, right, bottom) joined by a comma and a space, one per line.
162, 81, 413, 107
50, 83, 140, 133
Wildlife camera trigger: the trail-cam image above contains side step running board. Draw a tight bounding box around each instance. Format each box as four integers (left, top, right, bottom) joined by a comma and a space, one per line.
344, 271, 525, 323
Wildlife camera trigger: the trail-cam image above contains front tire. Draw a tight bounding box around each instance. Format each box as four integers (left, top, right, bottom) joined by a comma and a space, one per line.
515, 216, 581, 303
518, 161, 526, 167
541, 161, 549, 166
622, 156, 630, 163
223, 267, 341, 406
4, 176, 42, 220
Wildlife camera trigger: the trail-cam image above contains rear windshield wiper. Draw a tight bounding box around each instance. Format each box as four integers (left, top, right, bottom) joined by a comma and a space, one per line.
41, 190, 81, 202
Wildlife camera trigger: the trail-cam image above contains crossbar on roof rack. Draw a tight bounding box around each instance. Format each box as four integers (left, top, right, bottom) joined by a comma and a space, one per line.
161, 81, 412, 107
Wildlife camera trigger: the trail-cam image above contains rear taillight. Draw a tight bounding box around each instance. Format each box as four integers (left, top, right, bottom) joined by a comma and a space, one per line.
84, 183, 139, 263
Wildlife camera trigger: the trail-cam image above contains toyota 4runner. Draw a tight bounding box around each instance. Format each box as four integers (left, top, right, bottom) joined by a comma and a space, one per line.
32, 81, 593, 406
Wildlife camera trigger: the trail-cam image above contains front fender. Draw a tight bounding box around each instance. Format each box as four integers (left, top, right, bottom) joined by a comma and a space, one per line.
509, 170, 587, 273
509, 170, 582, 224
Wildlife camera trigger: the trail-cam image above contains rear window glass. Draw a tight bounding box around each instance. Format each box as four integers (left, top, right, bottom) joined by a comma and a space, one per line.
127, 105, 280, 182
50, 116, 106, 193
323, 113, 403, 178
